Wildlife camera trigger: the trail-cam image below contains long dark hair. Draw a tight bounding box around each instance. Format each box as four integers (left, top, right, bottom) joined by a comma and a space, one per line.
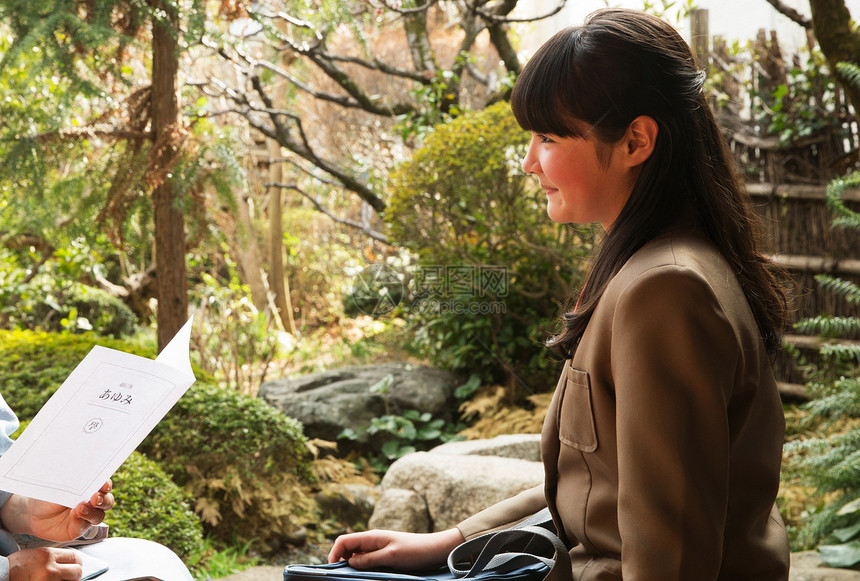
510, 8, 790, 356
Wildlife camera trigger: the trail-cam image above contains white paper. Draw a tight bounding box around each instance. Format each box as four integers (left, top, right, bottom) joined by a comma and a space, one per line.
77, 550, 110, 580
0, 318, 196, 508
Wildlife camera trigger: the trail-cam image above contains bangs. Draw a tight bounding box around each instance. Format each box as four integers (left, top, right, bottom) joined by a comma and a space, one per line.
511, 27, 590, 138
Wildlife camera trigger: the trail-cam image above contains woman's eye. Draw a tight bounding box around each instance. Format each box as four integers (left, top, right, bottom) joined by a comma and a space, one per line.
537, 134, 554, 144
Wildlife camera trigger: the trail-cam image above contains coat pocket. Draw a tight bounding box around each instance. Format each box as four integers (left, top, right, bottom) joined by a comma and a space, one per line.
557, 368, 598, 453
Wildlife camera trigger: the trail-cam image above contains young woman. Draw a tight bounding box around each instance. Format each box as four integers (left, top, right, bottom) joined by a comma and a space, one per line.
328, 8, 792, 580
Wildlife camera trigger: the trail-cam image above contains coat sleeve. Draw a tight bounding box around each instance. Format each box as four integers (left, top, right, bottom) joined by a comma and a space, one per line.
611, 265, 737, 580
0, 391, 19, 515
0, 392, 19, 458
0, 391, 21, 580
456, 485, 547, 540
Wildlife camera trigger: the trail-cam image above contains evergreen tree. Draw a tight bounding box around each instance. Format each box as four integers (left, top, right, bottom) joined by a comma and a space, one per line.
0, 0, 208, 347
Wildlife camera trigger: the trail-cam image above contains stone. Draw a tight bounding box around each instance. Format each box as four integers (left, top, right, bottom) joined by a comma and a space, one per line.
258, 363, 461, 454
790, 551, 860, 580
314, 483, 378, 529
370, 451, 544, 532
368, 488, 432, 533
430, 434, 542, 462
280, 526, 308, 548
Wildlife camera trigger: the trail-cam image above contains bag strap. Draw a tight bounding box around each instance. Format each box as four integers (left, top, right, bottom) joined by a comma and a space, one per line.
513, 508, 554, 532
447, 509, 571, 581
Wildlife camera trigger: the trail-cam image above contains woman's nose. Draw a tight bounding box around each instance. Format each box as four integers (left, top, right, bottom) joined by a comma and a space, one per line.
522, 135, 540, 175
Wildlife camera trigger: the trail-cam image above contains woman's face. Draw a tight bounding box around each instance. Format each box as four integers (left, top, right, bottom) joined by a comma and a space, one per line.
521, 130, 636, 230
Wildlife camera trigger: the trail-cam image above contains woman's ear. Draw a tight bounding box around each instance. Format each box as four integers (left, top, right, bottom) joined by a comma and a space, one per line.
622, 115, 658, 166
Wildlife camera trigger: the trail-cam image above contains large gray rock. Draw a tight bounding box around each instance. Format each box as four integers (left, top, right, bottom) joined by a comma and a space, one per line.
315, 483, 378, 530
368, 488, 432, 533
430, 434, 542, 462
258, 363, 461, 453
369, 451, 544, 532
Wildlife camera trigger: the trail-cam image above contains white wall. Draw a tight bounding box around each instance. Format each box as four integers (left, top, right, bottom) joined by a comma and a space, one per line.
521, 0, 860, 56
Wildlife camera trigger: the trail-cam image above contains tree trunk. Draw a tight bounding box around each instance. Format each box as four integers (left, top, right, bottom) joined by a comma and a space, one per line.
267, 138, 294, 333
403, 9, 435, 74
235, 189, 270, 311
809, 0, 860, 118
150, 0, 188, 350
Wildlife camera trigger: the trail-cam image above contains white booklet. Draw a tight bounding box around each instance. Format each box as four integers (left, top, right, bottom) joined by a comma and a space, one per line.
0, 318, 196, 508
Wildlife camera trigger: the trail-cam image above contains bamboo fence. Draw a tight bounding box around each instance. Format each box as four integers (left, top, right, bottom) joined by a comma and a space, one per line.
701, 15, 860, 396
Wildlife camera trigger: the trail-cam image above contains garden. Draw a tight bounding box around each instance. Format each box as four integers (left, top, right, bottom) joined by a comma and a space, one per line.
1, 0, 860, 578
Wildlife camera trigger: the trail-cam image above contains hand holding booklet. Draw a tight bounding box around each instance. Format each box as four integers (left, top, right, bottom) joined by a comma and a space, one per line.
0, 318, 196, 509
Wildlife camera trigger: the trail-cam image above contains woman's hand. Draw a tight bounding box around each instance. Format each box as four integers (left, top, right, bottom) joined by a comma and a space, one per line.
0, 480, 114, 542
8, 547, 83, 581
328, 528, 465, 571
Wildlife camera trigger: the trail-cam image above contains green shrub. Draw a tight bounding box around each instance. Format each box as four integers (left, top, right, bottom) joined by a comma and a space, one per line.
14, 282, 138, 338
108, 451, 205, 563
385, 102, 590, 391
1, 241, 138, 338
140, 382, 317, 550
0, 329, 138, 421
190, 263, 278, 394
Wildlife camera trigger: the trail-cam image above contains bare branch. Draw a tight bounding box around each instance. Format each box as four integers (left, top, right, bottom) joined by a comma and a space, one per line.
249, 75, 388, 213
465, 60, 489, 85
268, 157, 342, 187
762, 0, 812, 29
269, 34, 418, 116
318, 51, 429, 83
442, 12, 485, 112
301, 50, 417, 116
270, 10, 317, 31
253, 60, 367, 109
366, 0, 440, 16
477, 0, 568, 24
271, 182, 390, 243
487, 21, 521, 77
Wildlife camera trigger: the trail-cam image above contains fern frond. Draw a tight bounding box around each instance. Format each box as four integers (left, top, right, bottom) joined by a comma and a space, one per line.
795, 315, 860, 338
790, 430, 860, 492
805, 382, 860, 420
833, 215, 860, 230
820, 344, 860, 363
786, 153, 860, 553
785, 435, 833, 456
816, 275, 860, 304
837, 62, 860, 90
831, 447, 860, 489
826, 174, 860, 228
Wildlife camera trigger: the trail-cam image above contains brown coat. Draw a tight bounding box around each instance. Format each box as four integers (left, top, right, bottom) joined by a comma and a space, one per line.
457, 231, 790, 580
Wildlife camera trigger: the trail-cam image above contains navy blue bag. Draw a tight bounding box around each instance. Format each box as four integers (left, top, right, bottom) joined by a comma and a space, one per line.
283, 560, 549, 581
284, 509, 570, 581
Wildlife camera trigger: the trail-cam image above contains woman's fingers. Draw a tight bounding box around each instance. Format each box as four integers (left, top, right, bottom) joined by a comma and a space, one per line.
328, 531, 387, 563
8, 547, 83, 581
